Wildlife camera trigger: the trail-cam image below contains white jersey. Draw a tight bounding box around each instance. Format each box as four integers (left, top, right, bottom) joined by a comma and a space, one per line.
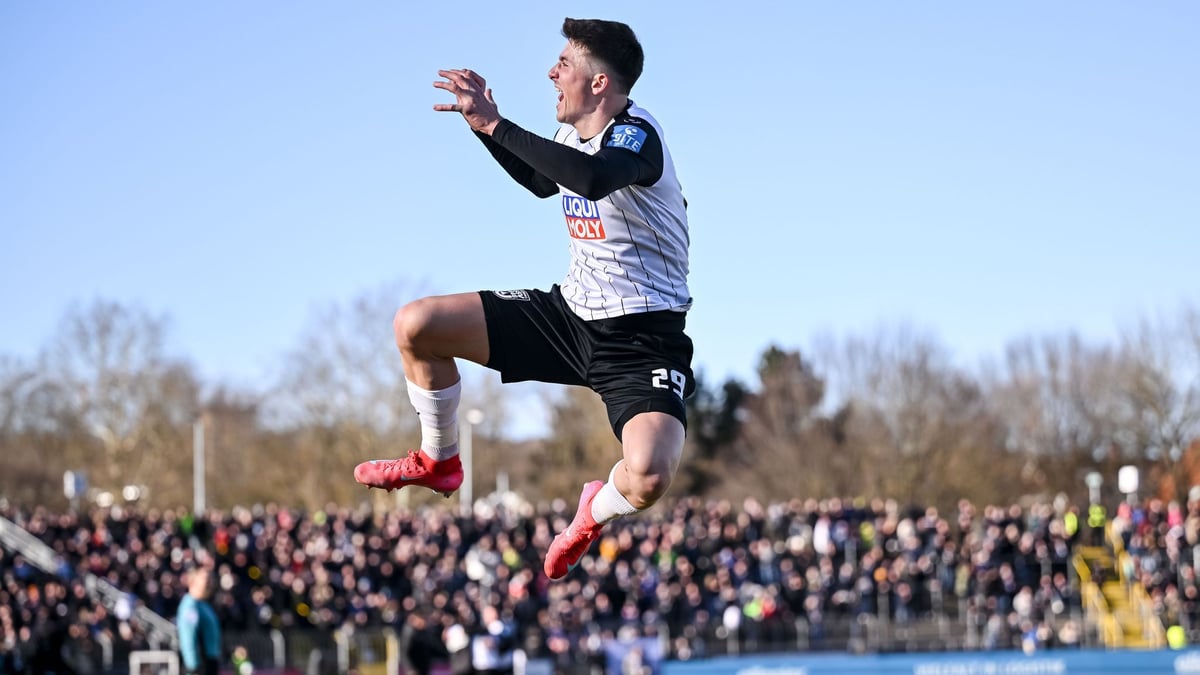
553, 101, 691, 320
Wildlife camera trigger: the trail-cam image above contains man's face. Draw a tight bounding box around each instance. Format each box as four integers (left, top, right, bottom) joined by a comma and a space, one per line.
548, 41, 597, 125
189, 570, 213, 599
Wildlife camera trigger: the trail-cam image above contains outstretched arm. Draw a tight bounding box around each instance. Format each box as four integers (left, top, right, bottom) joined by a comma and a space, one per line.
434, 68, 556, 198
434, 69, 661, 200
488, 119, 660, 201
472, 131, 559, 198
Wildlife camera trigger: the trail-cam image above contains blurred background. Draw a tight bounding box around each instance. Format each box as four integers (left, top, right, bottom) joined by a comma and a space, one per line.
2, 1, 1198, 674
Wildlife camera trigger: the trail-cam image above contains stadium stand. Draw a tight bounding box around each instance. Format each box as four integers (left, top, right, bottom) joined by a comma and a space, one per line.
0, 494, 1192, 674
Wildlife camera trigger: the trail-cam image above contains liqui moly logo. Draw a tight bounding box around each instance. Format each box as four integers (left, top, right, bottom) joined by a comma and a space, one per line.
563, 195, 605, 240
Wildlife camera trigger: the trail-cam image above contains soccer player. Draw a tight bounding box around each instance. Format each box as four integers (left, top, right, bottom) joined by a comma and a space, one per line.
354, 17, 694, 580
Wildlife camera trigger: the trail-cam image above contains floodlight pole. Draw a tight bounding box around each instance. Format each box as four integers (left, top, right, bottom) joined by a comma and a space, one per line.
193, 418, 206, 515
460, 409, 485, 510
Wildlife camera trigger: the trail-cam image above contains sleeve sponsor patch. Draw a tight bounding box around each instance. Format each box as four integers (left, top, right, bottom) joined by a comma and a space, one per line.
606, 124, 647, 153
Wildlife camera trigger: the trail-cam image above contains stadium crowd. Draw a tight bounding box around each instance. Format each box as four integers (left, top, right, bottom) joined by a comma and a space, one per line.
1, 492, 1195, 674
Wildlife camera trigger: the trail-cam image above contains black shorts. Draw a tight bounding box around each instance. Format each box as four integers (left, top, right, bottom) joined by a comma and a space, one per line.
479, 285, 695, 439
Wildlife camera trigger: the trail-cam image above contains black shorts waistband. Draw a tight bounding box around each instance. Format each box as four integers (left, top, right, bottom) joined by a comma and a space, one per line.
593, 308, 687, 333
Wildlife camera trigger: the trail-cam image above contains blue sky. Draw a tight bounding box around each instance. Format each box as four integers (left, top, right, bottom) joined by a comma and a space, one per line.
2, 2, 1197, 396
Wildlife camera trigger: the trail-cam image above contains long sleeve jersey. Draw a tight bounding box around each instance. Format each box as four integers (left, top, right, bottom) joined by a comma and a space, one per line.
475, 100, 691, 320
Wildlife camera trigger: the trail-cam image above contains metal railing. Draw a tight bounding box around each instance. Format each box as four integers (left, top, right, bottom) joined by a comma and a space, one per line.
0, 513, 179, 650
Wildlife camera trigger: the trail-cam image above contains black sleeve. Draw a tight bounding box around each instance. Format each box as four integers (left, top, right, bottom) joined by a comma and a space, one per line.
489, 116, 665, 201
473, 131, 560, 198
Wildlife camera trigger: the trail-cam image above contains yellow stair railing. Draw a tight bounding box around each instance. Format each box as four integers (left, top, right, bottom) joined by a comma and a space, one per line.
1075, 546, 1122, 647
1111, 525, 1167, 649
1072, 521, 1167, 649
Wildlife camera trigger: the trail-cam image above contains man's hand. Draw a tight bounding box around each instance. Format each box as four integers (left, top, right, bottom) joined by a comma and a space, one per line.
433, 68, 501, 135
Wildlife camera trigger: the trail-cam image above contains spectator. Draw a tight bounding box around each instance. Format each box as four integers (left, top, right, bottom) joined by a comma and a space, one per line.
176, 566, 221, 675
399, 607, 449, 675
470, 604, 517, 674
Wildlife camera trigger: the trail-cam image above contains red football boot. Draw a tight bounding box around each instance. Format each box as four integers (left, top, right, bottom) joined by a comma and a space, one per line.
353, 451, 463, 498
544, 480, 606, 580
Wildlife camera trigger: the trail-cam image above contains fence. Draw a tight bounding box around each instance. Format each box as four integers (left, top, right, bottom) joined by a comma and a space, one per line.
167, 611, 1099, 675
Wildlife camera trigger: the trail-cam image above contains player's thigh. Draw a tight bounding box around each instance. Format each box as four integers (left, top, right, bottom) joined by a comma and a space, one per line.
395, 292, 490, 365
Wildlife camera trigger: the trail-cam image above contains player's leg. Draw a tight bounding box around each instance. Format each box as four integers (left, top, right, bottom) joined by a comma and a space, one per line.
544, 317, 694, 579
544, 411, 686, 579
354, 292, 488, 496
607, 411, 685, 509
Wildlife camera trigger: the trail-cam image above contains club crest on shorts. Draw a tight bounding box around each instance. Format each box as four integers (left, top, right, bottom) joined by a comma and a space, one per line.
492, 289, 530, 301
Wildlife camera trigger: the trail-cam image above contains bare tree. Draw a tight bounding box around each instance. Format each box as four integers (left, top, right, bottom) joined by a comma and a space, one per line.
535, 386, 622, 502
40, 299, 200, 496
981, 327, 1190, 506
200, 387, 269, 509
728, 346, 839, 501
265, 283, 424, 507
817, 325, 1021, 508
0, 355, 90, 507
1117, 304, 1200, 503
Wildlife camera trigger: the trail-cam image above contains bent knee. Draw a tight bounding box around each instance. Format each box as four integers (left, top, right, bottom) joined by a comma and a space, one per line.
393, 299, 437, 352
624, 466, 673, 510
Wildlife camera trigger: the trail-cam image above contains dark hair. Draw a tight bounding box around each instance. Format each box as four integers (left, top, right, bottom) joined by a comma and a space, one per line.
562, 18, 644, 94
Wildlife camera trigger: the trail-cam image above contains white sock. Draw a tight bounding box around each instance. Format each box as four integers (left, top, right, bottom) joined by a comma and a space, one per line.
590, 461, 640, 524
407, 379, 461, 461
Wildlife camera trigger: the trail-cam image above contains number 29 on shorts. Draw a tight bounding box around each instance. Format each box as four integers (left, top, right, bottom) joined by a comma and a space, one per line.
650, 368, 687, 398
